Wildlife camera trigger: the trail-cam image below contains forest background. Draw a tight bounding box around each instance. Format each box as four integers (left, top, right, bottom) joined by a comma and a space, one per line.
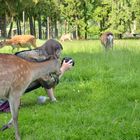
0, 0, 140, 40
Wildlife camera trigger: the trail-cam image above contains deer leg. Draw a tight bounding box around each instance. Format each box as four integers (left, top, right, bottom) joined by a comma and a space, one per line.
28, 44, 31, 50
32, 40, 37, 48
11, 45, 15, 53
25, 44, 31, 50
111, 42, 113, 50
9, 95, 21, 140
104, 44, 107, 51
18, 44, 23, 51
17, 47, 20, 52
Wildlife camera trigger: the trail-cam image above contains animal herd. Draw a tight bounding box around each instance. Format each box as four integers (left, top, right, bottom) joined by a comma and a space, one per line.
0, 32, 114, 52
0, 31, 114, 140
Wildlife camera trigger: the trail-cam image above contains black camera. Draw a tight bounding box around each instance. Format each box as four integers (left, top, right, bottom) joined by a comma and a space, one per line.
61, 57, 75, 66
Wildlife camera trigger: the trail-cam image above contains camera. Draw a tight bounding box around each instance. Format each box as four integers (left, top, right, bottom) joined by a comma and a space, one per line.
61, 57, 75, 66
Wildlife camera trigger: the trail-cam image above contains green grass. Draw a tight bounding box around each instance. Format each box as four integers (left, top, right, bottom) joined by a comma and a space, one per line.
0, 39, 140, 140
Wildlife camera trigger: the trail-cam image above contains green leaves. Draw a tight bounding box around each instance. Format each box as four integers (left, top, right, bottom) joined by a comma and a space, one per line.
1, 0, 140, 38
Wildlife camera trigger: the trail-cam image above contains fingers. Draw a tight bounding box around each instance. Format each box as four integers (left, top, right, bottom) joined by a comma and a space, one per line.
61, 60, 72, 71
64, 59, 73, 64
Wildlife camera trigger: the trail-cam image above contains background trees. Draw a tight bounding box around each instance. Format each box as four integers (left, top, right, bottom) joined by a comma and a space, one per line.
0, 0, 140, 39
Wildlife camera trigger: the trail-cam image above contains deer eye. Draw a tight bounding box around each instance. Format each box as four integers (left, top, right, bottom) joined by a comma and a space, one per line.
55, 45, 61, 50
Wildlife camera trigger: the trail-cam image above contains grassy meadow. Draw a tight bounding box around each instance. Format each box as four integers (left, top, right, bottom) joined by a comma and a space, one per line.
0, 39, 140, 140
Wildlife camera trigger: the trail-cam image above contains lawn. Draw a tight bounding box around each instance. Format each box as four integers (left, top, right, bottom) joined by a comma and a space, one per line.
0, 39, 140, 140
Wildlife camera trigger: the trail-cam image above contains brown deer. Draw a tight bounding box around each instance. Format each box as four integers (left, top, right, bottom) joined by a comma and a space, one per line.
0, 54, 60, 140
100, 32, 114, 50
60, 33, 72, 42
0, 35, 37, 52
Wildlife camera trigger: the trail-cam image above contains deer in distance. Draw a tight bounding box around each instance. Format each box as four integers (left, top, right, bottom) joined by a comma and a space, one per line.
100, 32, 114, 50
60, 33, 72, 42
0, 35, 37, 52
0, 54, 60, 140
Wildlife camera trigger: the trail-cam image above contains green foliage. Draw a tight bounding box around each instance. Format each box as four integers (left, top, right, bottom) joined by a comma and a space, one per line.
0, 39, 140, 139
1, 0, 140, 39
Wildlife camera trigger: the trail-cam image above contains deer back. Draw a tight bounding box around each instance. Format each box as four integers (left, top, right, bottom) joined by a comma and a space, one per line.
0, 35, 37, 49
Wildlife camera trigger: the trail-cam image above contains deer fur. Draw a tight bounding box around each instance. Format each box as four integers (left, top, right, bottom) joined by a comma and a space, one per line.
60, 33, 72, 42
100, 32, 114, 50
0, 35, 37, 52
0, 54, 60, 140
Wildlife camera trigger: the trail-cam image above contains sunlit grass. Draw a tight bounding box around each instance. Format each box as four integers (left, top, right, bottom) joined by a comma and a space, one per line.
0, 39, 140, 140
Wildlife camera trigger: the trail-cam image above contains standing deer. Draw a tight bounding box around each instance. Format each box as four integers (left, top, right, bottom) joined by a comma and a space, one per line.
0, 39, 63, 112
60, 33, 72, 42
0, 35, 37, 52
100, 32, 114, 50
0, 54, 60, 140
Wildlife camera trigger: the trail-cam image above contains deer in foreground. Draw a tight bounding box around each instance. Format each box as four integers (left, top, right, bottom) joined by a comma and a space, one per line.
0, 54, 60, 140
60, 33, 72, 42
0, 35, 37, 52
100, 32, 114, 50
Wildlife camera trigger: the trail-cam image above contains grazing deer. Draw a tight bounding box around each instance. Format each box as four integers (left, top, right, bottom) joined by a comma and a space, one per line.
0, 35, 37, 52
60, 33, 72, 42
100, 32, 114, 50
0, 54, 60, 140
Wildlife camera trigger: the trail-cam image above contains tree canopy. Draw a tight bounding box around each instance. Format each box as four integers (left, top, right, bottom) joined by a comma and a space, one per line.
0, 0, 140, 39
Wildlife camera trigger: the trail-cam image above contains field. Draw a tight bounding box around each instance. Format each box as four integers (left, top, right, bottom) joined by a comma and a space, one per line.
0, 39, 140, 140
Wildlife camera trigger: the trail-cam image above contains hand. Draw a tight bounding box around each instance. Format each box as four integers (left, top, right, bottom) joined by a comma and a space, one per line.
60, 60, 73, 73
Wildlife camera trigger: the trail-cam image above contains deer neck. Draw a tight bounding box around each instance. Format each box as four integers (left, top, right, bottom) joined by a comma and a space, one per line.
30, 59, 60, 81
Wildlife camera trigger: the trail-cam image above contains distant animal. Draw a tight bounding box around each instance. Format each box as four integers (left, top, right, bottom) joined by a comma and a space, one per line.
60, 33, 72, 42
0, 54, 60, 140
0, 35, 37, 52
100, 32, 114, 50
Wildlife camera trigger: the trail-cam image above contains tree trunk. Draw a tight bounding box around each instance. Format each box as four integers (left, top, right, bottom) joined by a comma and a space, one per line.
118, 34, 122, 39
16, 18, 22, 35
38, 15, 42, 39
54, 20, 58, 38
72, 21, 78, 40
33, 16, 36, 37
0, 13, 7, 38
83, 1, 88, 39
131, 20, 136, 34
84, 24, 88, 39
19, 20, 22, 34
29, 15, 34, 35
46, 16, 50, 39
7, 17, 13, 38
23, 11, 25, 35
64, 20, 67, 34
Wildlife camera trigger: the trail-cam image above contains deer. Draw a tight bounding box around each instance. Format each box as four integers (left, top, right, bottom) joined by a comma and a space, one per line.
100, 32, 114, 50
0, 39, 63, 113
15, 39, 63, 62
0, 54, 60, 140
60, 33, 72, 42
0, 35, 37, 52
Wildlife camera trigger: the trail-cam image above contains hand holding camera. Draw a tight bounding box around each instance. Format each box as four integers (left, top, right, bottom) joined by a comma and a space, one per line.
61, 57, 75, 66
